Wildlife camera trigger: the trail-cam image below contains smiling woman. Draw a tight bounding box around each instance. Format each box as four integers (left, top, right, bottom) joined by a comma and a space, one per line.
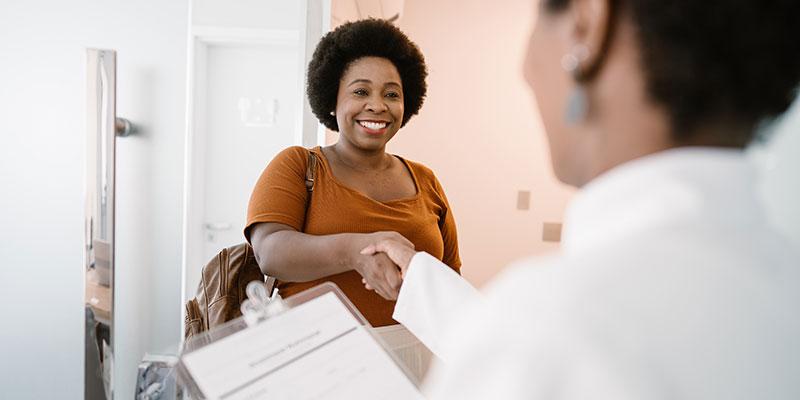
333, 56, 406, 154
243, 19, 461, 328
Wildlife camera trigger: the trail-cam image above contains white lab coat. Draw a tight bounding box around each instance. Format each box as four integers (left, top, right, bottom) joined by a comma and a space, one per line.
394, 148, 800, 399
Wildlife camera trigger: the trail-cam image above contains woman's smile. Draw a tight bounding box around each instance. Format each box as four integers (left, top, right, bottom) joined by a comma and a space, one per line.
357, 119, 390, 135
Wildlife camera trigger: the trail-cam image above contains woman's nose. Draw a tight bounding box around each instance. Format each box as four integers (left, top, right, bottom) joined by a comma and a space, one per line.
365, 98, 388, 113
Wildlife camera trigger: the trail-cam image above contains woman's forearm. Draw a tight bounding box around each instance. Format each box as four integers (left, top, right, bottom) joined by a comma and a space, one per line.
251, 226, 364, 282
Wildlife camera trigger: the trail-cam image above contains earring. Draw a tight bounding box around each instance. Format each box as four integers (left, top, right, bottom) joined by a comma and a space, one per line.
564, 86, 588, 124
329, 111, 335, 116
560, 44, 589, 72
561, 44, 590, 124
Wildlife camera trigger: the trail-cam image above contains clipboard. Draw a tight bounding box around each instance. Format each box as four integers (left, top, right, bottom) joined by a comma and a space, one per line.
177, 282, 425, 400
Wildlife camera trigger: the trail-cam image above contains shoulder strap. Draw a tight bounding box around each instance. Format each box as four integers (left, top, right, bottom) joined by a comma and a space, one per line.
299, 149, 318, 234
305, 149, 318, 193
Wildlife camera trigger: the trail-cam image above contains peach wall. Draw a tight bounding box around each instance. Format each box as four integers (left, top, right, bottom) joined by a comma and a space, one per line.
330, 0, 575, 287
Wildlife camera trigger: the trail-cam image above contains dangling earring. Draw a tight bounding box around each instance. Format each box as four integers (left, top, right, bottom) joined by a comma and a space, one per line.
564, 84, 587, 124
561, 44, 590, 124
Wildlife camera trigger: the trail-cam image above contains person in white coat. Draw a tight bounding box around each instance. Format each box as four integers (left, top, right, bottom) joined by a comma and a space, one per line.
359, 0, 800, 398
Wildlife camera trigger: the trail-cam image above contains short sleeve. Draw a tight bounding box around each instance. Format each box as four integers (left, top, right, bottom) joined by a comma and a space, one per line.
244, 146, 310, 242
434, 176, 462, 272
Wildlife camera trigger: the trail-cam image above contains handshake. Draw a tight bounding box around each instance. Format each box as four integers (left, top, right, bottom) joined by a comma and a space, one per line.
352, 231, 418, 301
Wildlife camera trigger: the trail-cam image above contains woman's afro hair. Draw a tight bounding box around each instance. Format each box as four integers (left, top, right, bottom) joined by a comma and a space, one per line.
306, 18, 428, 131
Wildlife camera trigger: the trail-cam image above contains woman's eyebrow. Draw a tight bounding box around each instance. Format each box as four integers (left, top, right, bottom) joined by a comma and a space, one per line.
347, 78, 372, 87
346, 79, 402, 88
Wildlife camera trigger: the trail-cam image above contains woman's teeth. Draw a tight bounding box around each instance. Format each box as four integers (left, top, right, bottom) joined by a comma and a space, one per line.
359, 121, 388, 130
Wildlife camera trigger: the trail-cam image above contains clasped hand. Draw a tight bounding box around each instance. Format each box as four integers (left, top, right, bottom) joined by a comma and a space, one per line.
352, 231, 417, 300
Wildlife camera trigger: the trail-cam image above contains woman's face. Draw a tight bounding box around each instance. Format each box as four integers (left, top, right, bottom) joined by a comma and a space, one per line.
335, 56, 405, 152
523, 4, 585, 185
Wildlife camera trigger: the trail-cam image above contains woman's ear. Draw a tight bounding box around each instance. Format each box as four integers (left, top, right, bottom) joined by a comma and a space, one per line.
568, 0, 614, 81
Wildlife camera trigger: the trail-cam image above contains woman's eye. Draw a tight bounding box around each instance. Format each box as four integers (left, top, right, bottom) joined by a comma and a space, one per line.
353, 89, 368, 96
386, 92, 400, 99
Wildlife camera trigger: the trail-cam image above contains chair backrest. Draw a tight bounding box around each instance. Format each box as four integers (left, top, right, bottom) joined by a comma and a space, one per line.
184, 243, 267, 340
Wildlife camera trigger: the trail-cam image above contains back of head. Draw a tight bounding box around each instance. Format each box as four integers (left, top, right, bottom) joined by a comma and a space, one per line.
546, 0, 800, 145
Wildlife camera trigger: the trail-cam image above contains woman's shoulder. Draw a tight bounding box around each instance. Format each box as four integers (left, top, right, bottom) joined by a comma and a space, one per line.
258, 146, 322, 180
275, 145, 313, 159
268, 146, 319, 168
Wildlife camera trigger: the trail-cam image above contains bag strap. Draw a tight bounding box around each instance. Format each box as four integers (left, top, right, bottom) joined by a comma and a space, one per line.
305, 150, 318, 193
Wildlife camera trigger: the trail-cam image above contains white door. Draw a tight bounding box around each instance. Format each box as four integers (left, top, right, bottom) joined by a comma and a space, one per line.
182, 1, 331, 305
201, 43, 300, 262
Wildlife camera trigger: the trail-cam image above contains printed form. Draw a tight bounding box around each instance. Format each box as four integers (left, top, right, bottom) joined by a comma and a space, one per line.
181, 292, 424, 400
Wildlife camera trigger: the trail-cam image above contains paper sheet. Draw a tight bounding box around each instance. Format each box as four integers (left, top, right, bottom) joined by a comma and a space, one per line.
181, 292, 423, 400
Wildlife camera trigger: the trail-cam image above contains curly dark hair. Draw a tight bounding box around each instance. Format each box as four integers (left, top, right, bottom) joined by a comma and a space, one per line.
545, 0, 800, 145
306, 19, 428, 131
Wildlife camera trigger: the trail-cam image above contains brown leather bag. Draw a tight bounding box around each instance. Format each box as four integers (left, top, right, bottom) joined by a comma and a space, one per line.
183, 244, 264, 340
183, 150, 318, 340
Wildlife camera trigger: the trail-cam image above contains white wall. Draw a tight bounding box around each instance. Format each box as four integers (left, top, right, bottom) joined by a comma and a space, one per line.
193, 0, 302, 30
0, 0, 188, 398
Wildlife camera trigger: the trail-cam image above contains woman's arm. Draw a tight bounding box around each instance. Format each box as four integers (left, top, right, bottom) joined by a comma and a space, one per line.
250, 222, 411, 300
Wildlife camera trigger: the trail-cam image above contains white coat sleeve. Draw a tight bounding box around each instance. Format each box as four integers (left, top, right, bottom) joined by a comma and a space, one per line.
392, 252, 482, 360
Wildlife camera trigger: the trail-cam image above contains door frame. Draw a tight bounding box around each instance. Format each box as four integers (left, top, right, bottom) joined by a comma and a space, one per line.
180, 0, 331, 337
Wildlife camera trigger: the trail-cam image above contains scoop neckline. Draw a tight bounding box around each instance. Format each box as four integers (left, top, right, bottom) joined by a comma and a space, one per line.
314, 146, 421, 205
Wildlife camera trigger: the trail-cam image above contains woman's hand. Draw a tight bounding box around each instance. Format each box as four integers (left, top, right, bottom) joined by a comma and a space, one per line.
350, 232, 413, 300
360, 234, 417, 277
353, 252, 402, 300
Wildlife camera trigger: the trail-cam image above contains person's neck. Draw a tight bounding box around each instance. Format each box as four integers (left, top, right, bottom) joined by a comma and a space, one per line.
331, 142, 391, 171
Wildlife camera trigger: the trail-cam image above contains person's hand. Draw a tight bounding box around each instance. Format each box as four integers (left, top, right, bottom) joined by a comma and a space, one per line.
360, 234, 417, 277
352, 252, 402, 300
350, 232, 412, 300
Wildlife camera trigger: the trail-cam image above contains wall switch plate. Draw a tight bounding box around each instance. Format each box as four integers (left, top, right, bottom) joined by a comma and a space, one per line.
542, 222, 562, 242
517, 190, 531, 210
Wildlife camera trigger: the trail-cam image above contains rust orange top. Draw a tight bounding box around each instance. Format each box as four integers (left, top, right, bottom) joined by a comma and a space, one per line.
245, 146, 461, 326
